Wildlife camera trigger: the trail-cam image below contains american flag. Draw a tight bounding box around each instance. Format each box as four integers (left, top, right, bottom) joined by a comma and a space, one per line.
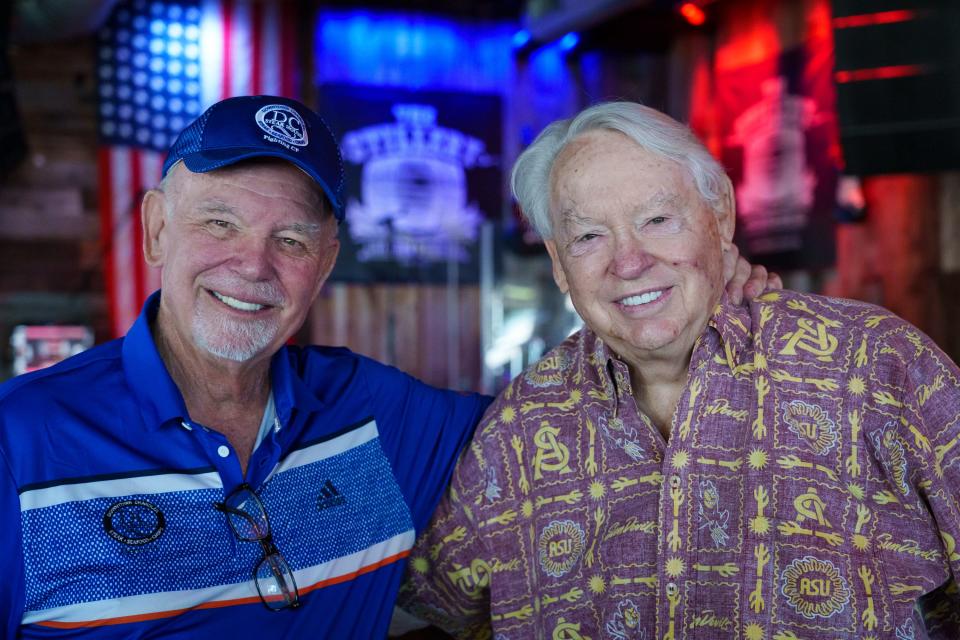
96, 0, 300, 337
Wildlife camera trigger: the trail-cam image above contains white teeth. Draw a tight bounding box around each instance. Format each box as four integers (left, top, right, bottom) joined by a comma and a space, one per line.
212, 291, 265, 312
621, 290, 664, 306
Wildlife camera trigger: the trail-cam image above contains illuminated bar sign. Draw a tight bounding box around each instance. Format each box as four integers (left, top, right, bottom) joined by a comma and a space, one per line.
318, 83, 502, 283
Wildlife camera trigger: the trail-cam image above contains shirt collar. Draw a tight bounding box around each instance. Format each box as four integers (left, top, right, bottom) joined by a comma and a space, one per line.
268, 344, 326, 428
705, 292, 754, 370
123, 290, 326, 431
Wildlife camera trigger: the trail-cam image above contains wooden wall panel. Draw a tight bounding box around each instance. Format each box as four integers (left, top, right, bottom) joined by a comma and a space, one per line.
309, 284, 482, 392
0, 37, 108, 379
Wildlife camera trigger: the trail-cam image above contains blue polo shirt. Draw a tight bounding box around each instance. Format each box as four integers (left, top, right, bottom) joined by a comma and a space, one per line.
0, 292, 490, 639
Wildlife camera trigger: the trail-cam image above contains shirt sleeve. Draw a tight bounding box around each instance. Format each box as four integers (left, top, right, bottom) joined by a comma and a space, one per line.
358, 356, 492, 533
899, 332, 960, 635
0, 447, 24, 637
903, 336, 960, 566
396, 399, 501, 638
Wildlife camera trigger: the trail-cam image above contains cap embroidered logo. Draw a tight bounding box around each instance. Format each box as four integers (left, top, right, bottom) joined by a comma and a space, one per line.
255, 104, 309, 147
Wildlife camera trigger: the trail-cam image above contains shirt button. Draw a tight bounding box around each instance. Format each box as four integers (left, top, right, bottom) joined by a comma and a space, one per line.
669, 475, 681, 488
666, 582, 678, 596
217, 445, 230, 458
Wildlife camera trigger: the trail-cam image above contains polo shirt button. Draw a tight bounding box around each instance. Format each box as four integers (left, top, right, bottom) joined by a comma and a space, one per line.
217, 445, 230, 458
669, 475, 681, 488
666, 582, 678, 596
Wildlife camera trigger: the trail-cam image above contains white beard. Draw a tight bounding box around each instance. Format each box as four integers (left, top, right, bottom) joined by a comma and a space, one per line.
192, 306, 279, 362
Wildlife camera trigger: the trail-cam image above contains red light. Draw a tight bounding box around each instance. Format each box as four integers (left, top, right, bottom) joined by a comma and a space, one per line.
833, 9, 916, 29
835, 64, 927, 83
680, 3, 706, 26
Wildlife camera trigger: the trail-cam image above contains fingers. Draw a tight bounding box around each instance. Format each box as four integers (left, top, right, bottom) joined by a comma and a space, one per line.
726, 255, 752, 305
768, 272, 783, 291
743, 264, 768, 301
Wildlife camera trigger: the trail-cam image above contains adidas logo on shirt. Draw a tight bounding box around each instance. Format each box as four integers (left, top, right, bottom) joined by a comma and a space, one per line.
317, 479, 346, 510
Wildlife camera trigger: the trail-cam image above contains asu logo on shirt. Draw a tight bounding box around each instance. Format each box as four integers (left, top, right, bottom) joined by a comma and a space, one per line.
780, 555, 851, 619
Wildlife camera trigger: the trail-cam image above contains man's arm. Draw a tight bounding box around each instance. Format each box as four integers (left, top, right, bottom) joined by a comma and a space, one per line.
897, 331, 960, 634
356, 354, 491, 533
0, 447, 24, 637
397, 406, 500, 637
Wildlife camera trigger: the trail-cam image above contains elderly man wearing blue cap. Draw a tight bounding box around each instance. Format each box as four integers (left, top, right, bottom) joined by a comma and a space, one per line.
0, 95, 774, 639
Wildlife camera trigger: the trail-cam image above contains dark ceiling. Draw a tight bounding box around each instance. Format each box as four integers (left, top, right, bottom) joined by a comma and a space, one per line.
317, 0, 524, 21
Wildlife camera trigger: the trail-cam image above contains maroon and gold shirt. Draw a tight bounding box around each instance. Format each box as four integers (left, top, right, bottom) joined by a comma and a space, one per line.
401, 291, 960, 639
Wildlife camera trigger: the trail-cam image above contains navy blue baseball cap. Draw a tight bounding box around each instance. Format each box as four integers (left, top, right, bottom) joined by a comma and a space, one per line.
162, 95, 344, 220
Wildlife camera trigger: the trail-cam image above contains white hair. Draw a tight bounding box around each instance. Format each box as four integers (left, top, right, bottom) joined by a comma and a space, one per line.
157, 164, 180, 219
510, 101, 734, 239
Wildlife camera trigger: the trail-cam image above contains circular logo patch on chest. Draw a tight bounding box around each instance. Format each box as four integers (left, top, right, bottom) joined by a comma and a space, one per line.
103, 499, 166, 546
780, 555, 851, 619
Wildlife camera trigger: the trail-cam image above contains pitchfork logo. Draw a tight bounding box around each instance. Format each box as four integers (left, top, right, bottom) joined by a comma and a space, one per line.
255, 104, 308, 148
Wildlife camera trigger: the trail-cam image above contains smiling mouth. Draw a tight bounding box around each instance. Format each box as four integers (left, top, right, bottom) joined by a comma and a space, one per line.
619, 288, 667, 307
210, 290, 270, 312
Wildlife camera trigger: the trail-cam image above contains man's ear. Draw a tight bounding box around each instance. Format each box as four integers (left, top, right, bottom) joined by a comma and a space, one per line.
544, 239, 570, 295
141, 189, 168, 268
717, 175, 737, 248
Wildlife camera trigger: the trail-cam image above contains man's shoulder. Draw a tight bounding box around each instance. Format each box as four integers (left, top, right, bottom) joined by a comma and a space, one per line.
0, 338, 124, 410
475, 331, 585, 440
286, 343, 413, 388
500, 330, 583, 398
749, 290, 945, 371
752, 290, 915, 338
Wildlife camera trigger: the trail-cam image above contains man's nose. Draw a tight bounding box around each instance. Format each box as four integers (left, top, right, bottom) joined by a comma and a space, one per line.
231, 236, 275, 280
610, 234, 654, 279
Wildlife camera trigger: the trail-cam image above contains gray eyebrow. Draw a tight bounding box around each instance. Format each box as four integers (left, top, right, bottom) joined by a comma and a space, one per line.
196, 201, 323, 235
637, 191, 683, 213
558, 190, 683, 228
559, 209, 598, 227
197, 201, 236, 214
284, 222, 324, 236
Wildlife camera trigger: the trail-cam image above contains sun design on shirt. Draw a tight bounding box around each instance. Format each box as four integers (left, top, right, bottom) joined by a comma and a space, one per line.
848, 375, 867, 396
589, 574, 606, 594
521, 499, 534, 518
665, 556, 685, 577
500, 406, 517, 423
750, 509, 771, 535
744, 622, 765, 640
671, 450, 690, 470
748, 448, 768, 470
847, 482, 865, 500
410, 556, 429, 574
589, 480, 606, 500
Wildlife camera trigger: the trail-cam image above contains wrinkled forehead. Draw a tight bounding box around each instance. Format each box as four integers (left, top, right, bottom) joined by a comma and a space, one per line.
548, 130, 695, 220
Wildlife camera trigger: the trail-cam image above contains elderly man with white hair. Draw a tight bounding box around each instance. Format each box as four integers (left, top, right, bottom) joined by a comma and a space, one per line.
401, 102, 960, 639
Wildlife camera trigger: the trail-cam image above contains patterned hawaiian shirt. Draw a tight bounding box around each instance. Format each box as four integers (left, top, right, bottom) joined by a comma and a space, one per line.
400, 291, 960, 640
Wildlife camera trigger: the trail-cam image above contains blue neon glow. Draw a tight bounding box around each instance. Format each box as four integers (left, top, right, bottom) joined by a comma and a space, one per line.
512, 29, 530, 48
315, 10, 515, 91
559, 32, 579, 51
529, 41, 566, 87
